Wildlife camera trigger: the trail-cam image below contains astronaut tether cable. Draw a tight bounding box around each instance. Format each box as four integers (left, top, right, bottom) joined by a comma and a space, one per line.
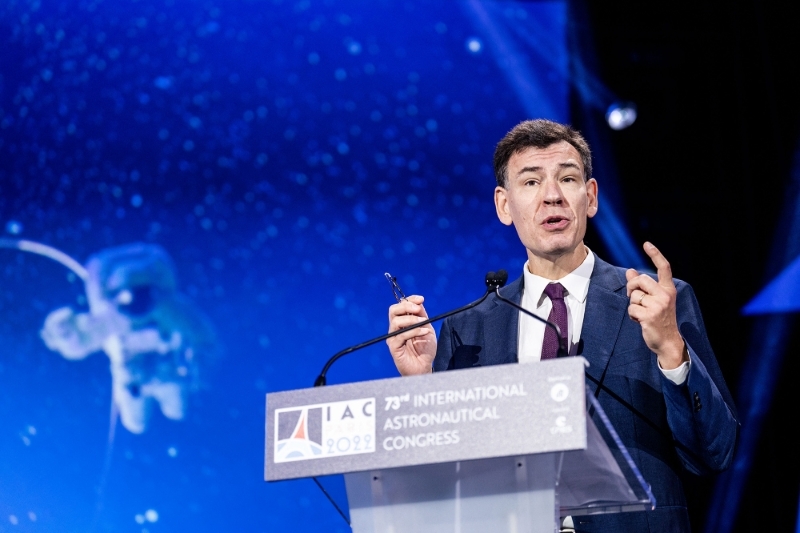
0, 238, 88, 281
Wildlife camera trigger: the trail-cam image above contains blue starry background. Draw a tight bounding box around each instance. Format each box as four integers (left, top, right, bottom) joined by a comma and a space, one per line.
0, 0, 568, 531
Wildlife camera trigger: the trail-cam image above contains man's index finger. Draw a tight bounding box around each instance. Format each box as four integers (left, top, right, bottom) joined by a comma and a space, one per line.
644, 242, 674, 287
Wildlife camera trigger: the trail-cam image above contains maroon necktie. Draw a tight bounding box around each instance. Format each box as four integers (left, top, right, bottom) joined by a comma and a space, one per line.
541, 283, 568, 360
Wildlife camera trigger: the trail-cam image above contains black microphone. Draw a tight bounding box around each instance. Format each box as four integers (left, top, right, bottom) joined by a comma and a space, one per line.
313, 271, 507, 387
485, 269, 508, 290
490, 278, 569, 358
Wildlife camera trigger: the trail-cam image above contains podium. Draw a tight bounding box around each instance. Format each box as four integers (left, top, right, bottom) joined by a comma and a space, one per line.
265, 358, 655, 533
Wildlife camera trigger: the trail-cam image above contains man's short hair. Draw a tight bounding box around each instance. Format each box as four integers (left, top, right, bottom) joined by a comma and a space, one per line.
493, 119, 592, 188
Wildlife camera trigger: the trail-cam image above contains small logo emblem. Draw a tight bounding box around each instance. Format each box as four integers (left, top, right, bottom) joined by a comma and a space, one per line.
550, 383, 569, 402
550, 415, 573, 434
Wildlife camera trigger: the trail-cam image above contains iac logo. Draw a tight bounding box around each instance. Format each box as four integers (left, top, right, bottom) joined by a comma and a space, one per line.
274, 398, 376, 463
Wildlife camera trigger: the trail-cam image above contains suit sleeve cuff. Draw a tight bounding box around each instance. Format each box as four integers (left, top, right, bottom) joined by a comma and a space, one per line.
659, 359, 691, 385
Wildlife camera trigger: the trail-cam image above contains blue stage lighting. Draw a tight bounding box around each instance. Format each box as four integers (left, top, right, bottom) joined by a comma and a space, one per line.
742, 254, 800, 314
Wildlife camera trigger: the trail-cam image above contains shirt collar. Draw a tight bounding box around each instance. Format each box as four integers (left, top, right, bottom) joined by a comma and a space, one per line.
522, 247, 595, 307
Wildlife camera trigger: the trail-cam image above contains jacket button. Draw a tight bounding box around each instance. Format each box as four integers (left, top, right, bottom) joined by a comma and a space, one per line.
693, 391, 702, 412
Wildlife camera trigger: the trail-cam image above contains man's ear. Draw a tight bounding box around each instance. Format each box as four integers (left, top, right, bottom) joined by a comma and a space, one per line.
586, 178, 599, 218
494, 186, 513, 226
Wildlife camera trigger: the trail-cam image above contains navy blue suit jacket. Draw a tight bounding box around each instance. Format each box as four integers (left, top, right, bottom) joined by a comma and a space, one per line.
433, 255, 739, 533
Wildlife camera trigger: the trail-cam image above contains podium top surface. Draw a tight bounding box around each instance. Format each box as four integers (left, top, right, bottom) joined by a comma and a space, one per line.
265, 357, 588, 481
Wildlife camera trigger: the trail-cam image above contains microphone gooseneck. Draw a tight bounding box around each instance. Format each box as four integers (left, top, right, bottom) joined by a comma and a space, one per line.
311, 269, 709, 468
313, 270, 507, 387
491, 282, 708, 466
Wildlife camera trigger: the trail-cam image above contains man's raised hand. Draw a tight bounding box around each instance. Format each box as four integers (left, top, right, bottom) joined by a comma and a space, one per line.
387, 295, 437, 376
625, 242, 687, 370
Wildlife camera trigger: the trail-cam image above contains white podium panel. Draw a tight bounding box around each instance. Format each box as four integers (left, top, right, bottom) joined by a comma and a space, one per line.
265, 358, 655, 533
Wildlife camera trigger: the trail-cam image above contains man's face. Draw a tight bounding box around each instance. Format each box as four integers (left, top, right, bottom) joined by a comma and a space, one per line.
494, 141, 598, 262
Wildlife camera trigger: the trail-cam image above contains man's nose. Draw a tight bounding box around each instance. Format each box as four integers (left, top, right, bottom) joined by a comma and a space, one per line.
542, 178, 564, 205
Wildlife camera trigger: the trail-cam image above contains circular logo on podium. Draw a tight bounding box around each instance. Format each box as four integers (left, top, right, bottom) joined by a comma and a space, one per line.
550, 383, 569, 402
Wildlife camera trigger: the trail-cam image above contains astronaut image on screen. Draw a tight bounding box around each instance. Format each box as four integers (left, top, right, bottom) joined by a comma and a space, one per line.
2, 239, 216, 434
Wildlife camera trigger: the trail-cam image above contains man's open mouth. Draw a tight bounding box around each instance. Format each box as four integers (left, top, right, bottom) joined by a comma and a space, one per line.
543, 216, 569, 227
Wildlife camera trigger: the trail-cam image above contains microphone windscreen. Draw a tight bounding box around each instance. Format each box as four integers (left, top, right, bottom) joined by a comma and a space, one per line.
485, 270, 508, 289
496, 270, 508, 287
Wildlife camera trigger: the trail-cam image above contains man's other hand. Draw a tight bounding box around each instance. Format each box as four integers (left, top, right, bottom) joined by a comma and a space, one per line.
387, 295, 437, 375
625, 242, 687, 370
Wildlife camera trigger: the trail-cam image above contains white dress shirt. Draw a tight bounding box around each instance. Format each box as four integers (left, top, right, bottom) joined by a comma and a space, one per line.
516, 248, 689, 385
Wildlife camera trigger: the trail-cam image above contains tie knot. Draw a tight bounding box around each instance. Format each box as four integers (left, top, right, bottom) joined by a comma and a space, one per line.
544, 282, 565, 301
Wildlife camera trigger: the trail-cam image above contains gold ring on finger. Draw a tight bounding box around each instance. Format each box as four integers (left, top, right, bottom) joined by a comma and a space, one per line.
638, 293, 646, 305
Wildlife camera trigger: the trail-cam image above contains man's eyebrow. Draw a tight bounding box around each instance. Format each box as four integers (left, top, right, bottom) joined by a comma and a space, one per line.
516, 166, 542, 176
515, 161, 582, 176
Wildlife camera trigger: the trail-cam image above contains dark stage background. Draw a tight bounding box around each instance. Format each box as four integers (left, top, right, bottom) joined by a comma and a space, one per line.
584, 3, 800, 532
1, 0, 798, 532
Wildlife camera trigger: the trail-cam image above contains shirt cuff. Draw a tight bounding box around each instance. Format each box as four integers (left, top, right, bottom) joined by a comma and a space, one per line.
660, 360, 691, 385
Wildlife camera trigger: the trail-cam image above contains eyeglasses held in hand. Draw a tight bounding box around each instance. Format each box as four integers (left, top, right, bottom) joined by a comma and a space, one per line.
384, 272, 407, 302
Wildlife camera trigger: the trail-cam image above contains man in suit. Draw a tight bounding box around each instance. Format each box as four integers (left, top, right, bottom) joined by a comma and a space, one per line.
387, 119, 738, 532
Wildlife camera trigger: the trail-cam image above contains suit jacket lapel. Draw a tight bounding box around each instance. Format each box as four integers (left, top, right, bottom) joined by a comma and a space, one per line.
582, 256, 629, 381
483, 276, 523, 365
